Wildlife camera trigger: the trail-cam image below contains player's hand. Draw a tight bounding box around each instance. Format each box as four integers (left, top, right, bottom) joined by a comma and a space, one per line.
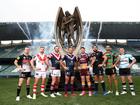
112, 65, 115, 68
64, 67, 68, 70
18, 67, 25, 72
128, 64, 132, 68
78, 66, 81, 70
51, 67, 55, 70
98, 64, 103, 67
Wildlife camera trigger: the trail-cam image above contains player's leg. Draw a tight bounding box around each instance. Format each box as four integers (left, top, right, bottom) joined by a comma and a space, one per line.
26, 77, 32, 99
40, 76, 48, 97
32, 77, 40, 99
99, 75, 107, 96
86, 75, 92, 96
106, 75, 113, 94
79, 76, 86, 96
120, 76, 127, 95
127, 75, 136, 96
54, 77, 62, 96
64, 75, 70, 97
93, 75, 99, 95
50, 76, 57, 98
70, 76, 76, 96
111, 74, 119, 95
16, 78, 24, 101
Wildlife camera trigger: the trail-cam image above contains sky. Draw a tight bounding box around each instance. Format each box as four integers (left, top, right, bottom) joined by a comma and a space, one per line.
0, 0, 139, 22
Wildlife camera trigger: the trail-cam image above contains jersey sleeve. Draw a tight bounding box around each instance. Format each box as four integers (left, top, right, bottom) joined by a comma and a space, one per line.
16, 55, 22, 61
127, 54, 135, 60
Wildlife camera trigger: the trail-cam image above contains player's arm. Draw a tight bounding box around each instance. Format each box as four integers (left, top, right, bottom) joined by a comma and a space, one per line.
98, 55, 107, 67
128, 55, 136, 68
30, 57, 36, 70
60, 55, 68, 70
74, 57, 78, 71
113, 56, 120, 67
14, 56, 22, 68
90, 56, 96, 67
45, 57, 50, 70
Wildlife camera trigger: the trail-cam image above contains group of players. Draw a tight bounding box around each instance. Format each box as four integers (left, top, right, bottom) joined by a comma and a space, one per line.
14, 45, 136, 101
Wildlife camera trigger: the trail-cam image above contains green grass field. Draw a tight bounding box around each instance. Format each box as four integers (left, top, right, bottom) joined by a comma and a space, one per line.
0, 76, 140, 105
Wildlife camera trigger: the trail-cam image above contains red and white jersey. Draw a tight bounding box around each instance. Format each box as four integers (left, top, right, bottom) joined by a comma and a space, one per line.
34, 53, 48, 72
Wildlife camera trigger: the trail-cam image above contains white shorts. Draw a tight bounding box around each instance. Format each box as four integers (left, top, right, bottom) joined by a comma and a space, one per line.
51, 70, 61, 77
34, 71, 47, 78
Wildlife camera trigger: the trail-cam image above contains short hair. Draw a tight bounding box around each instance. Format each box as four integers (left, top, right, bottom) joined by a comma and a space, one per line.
24, 47, 30, 49
80, 47, 85, 49
106, 45, 111, 48
54, 46, 59, 49
40, 46, 45, 49
92, 45, 98, 48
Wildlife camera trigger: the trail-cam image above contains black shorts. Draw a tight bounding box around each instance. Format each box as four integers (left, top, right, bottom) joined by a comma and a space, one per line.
93, 67, 104, 75
105, 68, 116, 75
119, 68, 131, 76
65, 70, 75, 77
19, 72, 31, 78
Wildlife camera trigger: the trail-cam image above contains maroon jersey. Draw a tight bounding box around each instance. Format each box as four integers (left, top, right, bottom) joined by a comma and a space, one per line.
78, 53, 90, 76
78, 53, 89, 64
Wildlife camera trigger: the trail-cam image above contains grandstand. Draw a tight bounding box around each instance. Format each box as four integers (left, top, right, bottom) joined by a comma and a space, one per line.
0, 22, 140, 77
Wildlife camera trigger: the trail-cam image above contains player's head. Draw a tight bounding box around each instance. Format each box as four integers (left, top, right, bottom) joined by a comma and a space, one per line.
39, 46, 45, 54
92, 45, 98, 51
68, 47, 73, 54
80, 47, 85, 53
119, 48, 125, 54
24, 47, 30, 54
105, 45, 112, 51
54, 46, 59, 53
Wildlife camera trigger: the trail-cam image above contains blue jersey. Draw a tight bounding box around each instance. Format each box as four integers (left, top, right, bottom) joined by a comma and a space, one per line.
49, 52, 61, 69
62, 54, 77, 71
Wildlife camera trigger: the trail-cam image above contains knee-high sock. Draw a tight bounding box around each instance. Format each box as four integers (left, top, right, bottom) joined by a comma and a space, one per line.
70, 84, 74, 94
122, 83, 127, 92
94, 81, 99, 92
17, 86, 21, 96
101, 81, 106, 92
33, 84, 37, 94
87, 81, 92, 91
82, 81, 85, 91
40, 84, 45, 93
65, 84, 68, 94
50, 85, 55, 94
54, 84, 58, 93
26, 85, 30, 95
129, 82, 135, 92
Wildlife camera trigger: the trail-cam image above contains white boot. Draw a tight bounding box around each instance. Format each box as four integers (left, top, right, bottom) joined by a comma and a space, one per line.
32, 94, 36, 99
16, 96, 20, 101
27, 95, 33, 99
41, 92, 48, 97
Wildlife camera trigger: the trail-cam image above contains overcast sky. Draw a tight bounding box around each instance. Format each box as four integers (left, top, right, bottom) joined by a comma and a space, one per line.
0, 0, 139, 22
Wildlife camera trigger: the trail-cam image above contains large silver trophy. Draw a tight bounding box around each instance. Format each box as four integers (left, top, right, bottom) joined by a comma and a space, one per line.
55, 7, 83, 55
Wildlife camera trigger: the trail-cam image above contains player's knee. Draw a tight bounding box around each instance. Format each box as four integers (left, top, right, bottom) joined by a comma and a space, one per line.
18, 85, 21, 88
100, 80, 105, 83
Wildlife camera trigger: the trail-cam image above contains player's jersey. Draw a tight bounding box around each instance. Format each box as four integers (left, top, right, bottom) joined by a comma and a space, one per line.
119, 54, 135, 68
16, 54, 32, 72
49, 52, 61, 69
104, 52, 118, 69
78, 53, 89, 70
90, 50, 103, 67
34, 53, 48, 71
62, 54, 76, 71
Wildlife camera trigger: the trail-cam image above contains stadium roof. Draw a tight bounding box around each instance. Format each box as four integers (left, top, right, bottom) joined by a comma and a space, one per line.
0, 22, 140, 40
